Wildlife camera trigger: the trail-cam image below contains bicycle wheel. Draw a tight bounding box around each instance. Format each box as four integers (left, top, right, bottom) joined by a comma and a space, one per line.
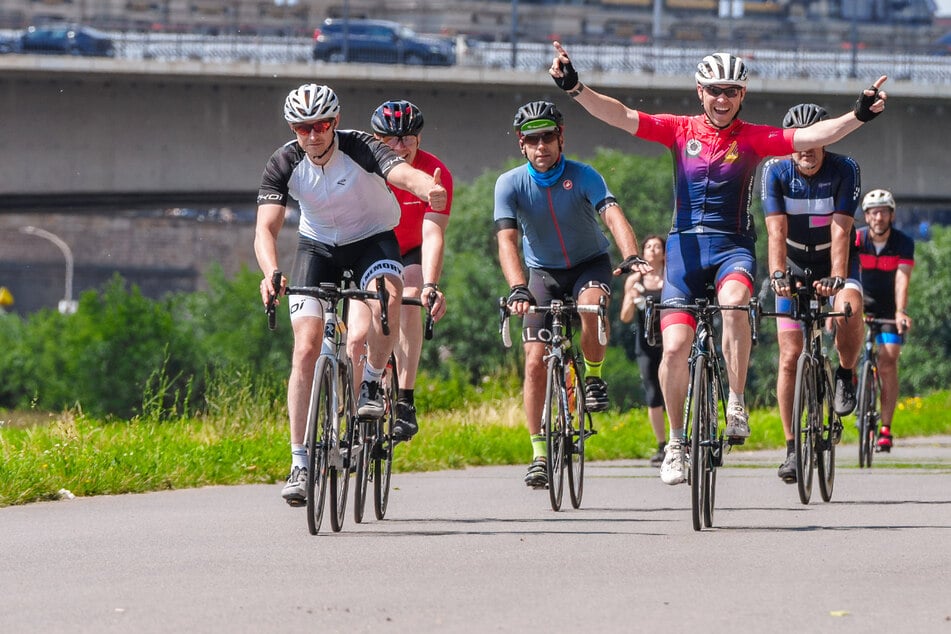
544, 361, 566, 511
856, 361, 879, 468
353, 417, 372, 524
688, 359, 709, 531
373, 355, 398, 520
817, 362, 836, 502
566, 357, 586, 509
329, 359, 355, 532
305, 357, 333, 536
793, 354, 816, 505
703, 364, 722, 528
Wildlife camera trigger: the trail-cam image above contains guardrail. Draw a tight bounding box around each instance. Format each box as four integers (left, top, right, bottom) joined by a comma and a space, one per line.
3, 30, 949, 84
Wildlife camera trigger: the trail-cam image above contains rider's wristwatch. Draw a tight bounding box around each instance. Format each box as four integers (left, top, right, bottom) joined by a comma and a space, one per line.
771, 270, 785, 281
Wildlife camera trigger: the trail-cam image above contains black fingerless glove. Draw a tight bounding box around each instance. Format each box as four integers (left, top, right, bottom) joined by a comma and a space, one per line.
553, 60, 579, 92
819, 276, 845, 291
617, 255, 649, 273
853, 86, 881, 122
507, 284, 536, 305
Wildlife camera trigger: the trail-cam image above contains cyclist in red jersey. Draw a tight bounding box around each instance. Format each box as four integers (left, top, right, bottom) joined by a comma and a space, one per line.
550, 41, 888, 485
348, 100, 452, 442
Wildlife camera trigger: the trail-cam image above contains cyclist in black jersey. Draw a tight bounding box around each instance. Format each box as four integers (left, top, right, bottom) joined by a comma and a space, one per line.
254, 83, 447, 505
855, 188, 915, 452
761, 103, 866, 482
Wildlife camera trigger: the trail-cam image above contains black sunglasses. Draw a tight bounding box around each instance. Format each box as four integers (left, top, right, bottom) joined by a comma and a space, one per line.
704, 85, 742, 98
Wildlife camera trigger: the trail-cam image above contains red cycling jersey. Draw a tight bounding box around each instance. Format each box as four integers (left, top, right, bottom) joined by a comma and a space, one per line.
390, 149, 453, 256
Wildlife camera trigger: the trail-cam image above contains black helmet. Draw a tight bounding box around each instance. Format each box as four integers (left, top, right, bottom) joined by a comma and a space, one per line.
513, 101, 564, 134
370, 100, 424, 136
782, 103, 830, 129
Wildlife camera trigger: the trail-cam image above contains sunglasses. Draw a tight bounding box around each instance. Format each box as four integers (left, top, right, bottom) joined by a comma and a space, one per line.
521, 131, 559, 145
704, 85, 742, 98
381, 135, 418, 146
291, 119, 335, 135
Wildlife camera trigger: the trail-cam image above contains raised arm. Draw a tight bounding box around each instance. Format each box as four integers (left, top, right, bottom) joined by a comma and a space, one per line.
386, 163, 448, 211
549, 41, 641, 135
793, 76, 888, 151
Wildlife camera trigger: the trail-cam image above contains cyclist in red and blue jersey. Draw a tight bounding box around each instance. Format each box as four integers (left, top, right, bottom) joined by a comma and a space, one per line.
761, 103, 865, 483
348, 100, 453, 443
549, 41, 888, 485
495, 100, 650, 488
855, 188, 915, 452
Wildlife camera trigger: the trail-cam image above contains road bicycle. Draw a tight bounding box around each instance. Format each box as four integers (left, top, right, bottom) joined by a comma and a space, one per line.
353, 295, 435, 523
266, 270, 390, 535
855, 316, 898, 468
645, 294, 760, 531
499, 296, 606, 511
760, 271, 850, 504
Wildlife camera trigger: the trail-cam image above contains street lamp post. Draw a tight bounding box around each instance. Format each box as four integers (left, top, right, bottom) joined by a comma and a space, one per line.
19, 226, 77, 314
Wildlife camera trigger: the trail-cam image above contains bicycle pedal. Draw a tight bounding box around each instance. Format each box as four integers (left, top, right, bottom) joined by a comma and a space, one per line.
726, 436, 746, 446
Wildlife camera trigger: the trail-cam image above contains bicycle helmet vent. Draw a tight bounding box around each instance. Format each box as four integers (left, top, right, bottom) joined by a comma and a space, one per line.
695, 52, 748, 87
513, 100, 564, 134
782, 103, 830, 129
862, 189, 896, 211
371, 100, 424, 136
284, 83, 340, 123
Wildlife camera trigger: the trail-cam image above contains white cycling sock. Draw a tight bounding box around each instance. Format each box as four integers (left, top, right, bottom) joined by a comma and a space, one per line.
291, 444, 307, 469
362, 363, 383, 384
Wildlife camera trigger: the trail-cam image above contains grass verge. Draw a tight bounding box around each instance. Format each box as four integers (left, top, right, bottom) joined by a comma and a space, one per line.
2, 391, 950, 507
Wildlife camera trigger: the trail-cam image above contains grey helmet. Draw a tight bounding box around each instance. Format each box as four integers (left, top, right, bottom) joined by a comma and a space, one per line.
695, 53, 748, 87
283, 83, 340, 123
513, 100, 564, 134
783, 103, 830, 129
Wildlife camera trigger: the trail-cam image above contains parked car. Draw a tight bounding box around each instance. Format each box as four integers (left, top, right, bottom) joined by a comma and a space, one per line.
18, 25, 115, 57
312, 18, 454, 66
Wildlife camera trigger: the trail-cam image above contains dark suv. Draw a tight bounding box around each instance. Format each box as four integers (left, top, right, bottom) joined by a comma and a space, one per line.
18, 25, 115, 57
312, 19, 454, 66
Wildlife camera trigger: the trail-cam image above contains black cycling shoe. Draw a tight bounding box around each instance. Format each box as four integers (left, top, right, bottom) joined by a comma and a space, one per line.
524, 457, 548, 489
392, 401, 419, 441
777, 453, 797, 484
833, 369, 857, 416
584, 377, 610, 412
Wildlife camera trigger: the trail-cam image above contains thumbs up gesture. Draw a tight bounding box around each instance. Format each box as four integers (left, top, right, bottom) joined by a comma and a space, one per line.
428, 167, 447, 211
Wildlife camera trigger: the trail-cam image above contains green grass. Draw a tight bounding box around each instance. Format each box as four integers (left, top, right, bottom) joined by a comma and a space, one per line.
2, 391, 950, 507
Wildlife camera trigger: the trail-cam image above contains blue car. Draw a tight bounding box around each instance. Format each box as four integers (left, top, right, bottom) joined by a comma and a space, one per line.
18, 25, 115, 57
312, 18, 454, 66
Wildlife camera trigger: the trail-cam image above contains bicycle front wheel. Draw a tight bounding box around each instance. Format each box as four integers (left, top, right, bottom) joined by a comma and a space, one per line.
329, 359, 355, 532
305, 357, 333, 535
566, 357, 586, 509
544, 361, 566, 511
856, 360, 879, 468
817, 362, 837, 502
793, 354, 816, 505
373, 355, 398, 520
688, 359, 712, 531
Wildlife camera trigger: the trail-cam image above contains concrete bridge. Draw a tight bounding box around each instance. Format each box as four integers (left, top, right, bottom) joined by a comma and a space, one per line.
0, 54, 948, 313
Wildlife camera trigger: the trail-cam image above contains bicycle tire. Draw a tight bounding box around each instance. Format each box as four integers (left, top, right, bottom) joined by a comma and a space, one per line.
353, 418, 372, 524
856, 360, 879, 468
688, 359, 708, 531
793, 354, 816, 505
373, 356, 398, 520
544, 361, 566, 511
566, 356, 585, 509
329, 359, 355, 533
817, 361, 836, 502
703, 362, 721, 528
305, 357, 333, 536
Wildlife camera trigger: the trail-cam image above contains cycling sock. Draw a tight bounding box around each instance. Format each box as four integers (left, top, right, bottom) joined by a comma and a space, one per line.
363, 363, 384, 384
728, 391, 745, 409
291, 444, 307, 469
398, 388, 415, 404
669, 430, 683, 445
786, 440, 795, 455
531, 433, 547, 458
584, 358, 603, 379
836, 366, 853, 381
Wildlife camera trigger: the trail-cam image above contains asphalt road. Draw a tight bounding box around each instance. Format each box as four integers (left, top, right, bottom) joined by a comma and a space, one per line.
2, 437, 950, 633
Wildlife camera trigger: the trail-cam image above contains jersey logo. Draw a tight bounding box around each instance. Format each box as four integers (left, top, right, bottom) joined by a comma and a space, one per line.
337, 178, 348, 186
686, 139, 702, 157
562, 179, 573, 190
724, 141, 739, 163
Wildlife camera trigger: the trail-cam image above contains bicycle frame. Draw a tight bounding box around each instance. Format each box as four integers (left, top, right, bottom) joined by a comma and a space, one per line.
499, 296, 606, 511
856, 316, 892, 468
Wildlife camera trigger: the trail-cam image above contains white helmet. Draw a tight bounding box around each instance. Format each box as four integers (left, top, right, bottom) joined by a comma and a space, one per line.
283, 83, 340, 123
862, 189, 896, 211
695, 53, 748, 87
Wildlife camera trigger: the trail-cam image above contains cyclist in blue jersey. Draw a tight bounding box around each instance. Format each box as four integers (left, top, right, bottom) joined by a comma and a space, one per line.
495, 100, 650, 488
549, 41, 888, 485
761, 103, 866, 483
855, 188, 915, 452
255, 84, 447, 505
